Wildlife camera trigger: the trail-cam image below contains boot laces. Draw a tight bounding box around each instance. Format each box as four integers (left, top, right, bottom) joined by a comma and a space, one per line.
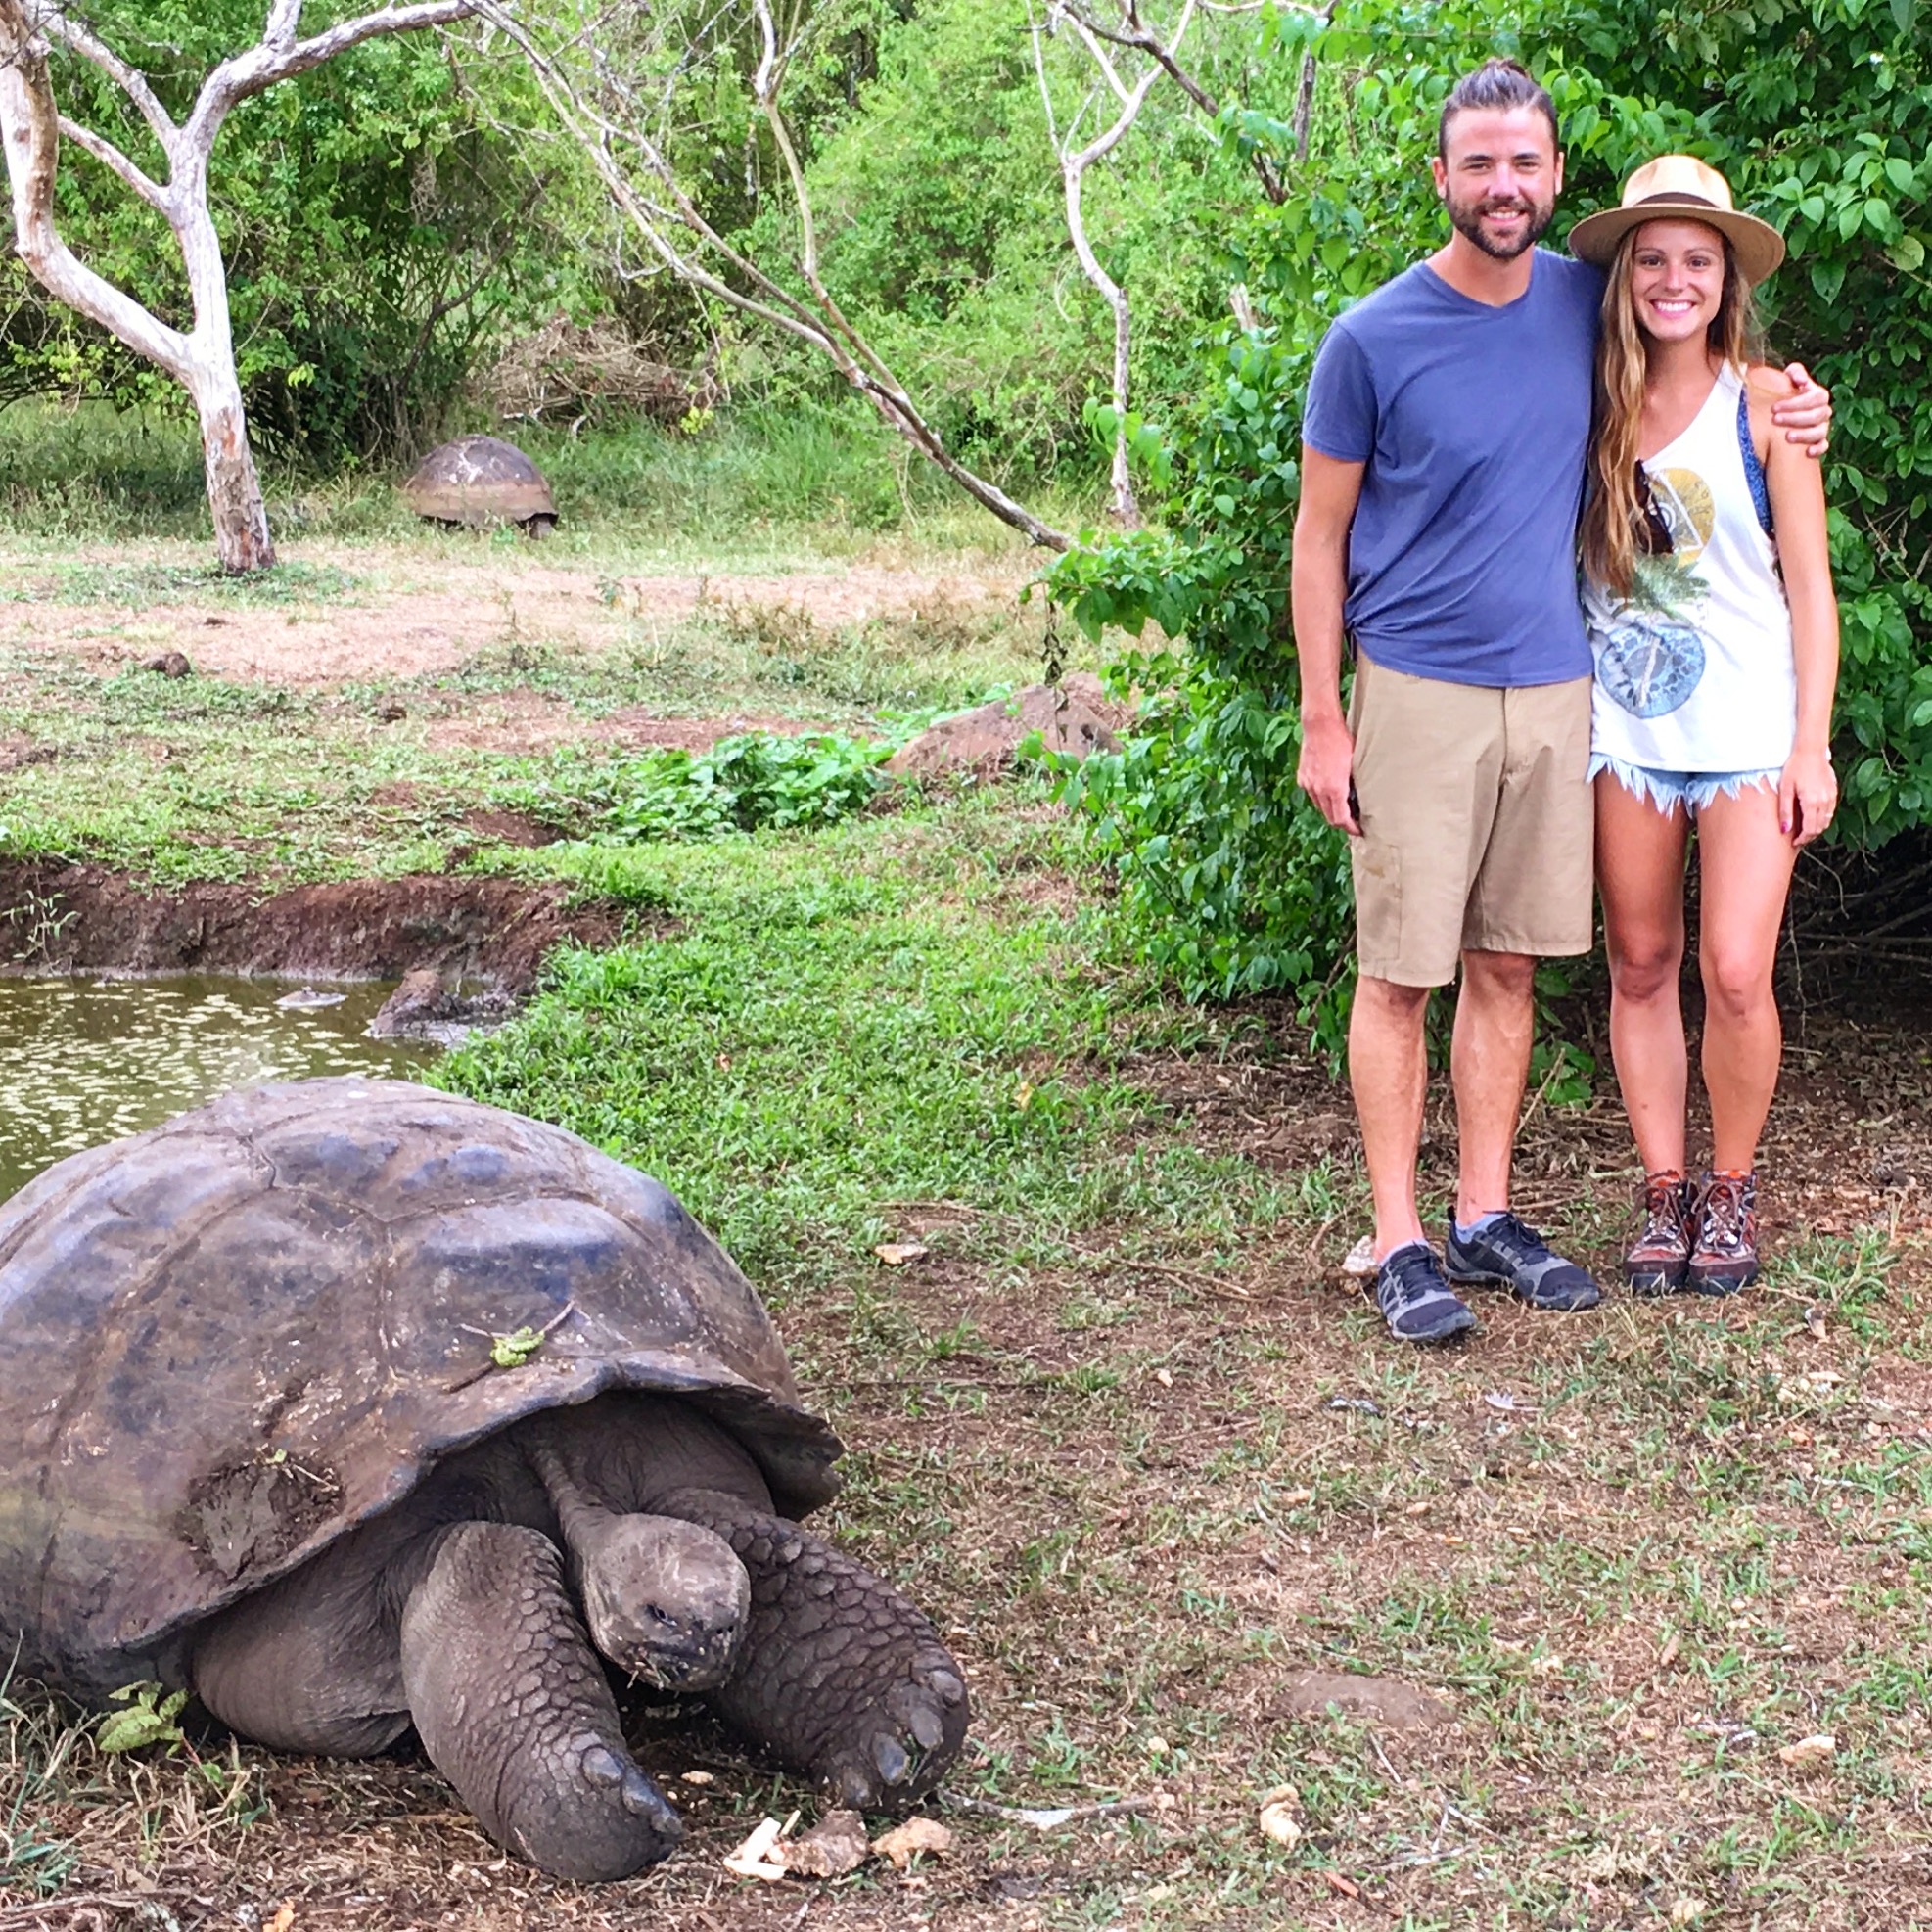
1638, 1174, 1685, 1249
1700, 1173, 1753, 1256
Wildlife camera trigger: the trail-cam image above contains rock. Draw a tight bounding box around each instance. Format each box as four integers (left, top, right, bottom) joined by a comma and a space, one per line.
274, 987, 346, 1011
1275, 1670, 1452, 1731
368, 968, 453, 1038
1776, 1733, 1836, 1768
871, 1817, 953, 1871
781, 1810, 869, 1878
368, 967, 514, 1046
141, 651, 192, 678
1258, 1787, 1303, 1847
885, 673, 1128, 779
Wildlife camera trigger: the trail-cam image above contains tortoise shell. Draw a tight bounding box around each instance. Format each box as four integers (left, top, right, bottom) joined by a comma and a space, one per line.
401, 435, 557, 529
0, 1079, 840, 1697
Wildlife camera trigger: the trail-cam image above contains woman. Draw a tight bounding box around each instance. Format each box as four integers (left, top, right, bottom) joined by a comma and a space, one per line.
1570, 157, 1839, 1296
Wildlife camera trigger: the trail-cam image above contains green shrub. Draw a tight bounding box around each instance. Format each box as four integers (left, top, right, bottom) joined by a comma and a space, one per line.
497, 731, 896, 842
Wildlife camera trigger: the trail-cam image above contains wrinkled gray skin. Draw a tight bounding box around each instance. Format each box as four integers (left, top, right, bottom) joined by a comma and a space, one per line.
191, 1394, 968, 1884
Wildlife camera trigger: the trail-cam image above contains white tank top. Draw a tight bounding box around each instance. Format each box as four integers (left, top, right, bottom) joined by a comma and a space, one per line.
1584, 362, 1796, 773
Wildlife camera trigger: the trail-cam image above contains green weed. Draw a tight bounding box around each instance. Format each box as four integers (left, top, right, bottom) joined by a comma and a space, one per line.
501, 730, 899, 842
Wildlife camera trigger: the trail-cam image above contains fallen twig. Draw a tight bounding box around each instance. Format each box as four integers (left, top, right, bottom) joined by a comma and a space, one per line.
1071, 1247, 1252, 1299
0, 1897, 192, 1932
947, 1791, 1171, 1829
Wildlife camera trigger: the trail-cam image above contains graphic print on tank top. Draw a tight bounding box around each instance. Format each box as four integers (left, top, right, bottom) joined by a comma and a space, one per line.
1594, 468, 1715, 719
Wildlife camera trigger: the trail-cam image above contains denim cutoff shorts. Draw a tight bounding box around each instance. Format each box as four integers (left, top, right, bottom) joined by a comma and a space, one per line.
1588, 754, 1781, 816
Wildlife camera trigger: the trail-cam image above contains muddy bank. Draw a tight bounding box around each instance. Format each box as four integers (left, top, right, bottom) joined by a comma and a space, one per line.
0, 863, 624, 990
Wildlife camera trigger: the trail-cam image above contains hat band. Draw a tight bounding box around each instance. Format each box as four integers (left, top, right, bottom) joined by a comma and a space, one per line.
1633, 190, 1724, 210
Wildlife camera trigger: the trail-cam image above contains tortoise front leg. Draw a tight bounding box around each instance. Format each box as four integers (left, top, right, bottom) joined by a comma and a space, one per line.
657, 1489, 970, 1808
399, 1522, 683, 1882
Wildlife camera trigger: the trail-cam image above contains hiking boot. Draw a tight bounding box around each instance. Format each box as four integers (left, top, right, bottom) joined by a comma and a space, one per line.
1625, 1170, 1693, 1296
1373, 1242, 1477, 1344
1444, 1211, 1602, 1311
1687, 1170, 1759, 1294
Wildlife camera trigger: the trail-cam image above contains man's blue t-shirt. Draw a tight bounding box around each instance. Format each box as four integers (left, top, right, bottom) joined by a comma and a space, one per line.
1302, 249, 1604, 688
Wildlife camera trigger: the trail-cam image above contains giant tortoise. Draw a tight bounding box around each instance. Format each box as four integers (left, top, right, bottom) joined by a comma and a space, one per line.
402, 434, 558, 535
0, 1079, 968, 1881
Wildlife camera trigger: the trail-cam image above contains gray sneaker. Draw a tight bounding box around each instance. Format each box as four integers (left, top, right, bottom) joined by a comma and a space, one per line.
1373, 1242, 1478, 1344
1444, 1212, 1601, 1311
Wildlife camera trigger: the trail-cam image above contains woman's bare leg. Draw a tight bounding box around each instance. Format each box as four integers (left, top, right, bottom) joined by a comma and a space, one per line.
1595, 771, 1693, 1174
1693, 782, 1798, 1170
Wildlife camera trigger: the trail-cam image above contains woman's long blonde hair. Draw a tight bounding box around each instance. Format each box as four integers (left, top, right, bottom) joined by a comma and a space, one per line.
1581, 222, 1764, 599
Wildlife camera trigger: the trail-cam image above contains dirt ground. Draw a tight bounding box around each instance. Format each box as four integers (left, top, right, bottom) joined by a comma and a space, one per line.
0, 543, 1031, 687
6, 542, 1932, 1931
9, 1008, 1929, 1932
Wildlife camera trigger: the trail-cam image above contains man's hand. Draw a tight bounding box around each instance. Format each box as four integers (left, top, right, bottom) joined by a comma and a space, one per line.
1773, 361, 1831, 460
1298, 713, 1361, 834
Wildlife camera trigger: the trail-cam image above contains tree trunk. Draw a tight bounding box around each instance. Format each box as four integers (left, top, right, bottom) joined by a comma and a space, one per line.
175, 185, 275, 574
1106, 282, 1137, 529
194, 373, 275, 574
1065, 164, 1138, 529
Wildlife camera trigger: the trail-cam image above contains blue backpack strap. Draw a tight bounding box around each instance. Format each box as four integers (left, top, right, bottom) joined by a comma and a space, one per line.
1737, 385, 1773, 536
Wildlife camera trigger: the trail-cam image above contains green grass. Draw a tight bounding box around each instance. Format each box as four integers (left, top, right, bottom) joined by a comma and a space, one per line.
0, 599, 1074, 882
0, 396, 1093, 564
442, 793, 1291, 1300
3, 505, 1931, 1926
0, 559, 359, 608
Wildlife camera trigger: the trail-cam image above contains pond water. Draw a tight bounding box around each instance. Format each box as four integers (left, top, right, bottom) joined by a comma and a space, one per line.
0, 976, 435, 1204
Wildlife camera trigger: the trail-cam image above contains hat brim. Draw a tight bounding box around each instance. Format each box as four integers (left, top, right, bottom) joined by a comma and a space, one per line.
1568, 197, 1785, 286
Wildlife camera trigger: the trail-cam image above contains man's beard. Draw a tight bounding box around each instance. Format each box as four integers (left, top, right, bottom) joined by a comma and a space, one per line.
1444, 190, 1555, 261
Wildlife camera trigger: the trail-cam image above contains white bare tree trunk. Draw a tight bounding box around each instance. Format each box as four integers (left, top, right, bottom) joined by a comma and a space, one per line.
1035, 0, 1199, 529
0, 0, 477, 574
175, 195, 274, 572
1063, 156, 1138, 528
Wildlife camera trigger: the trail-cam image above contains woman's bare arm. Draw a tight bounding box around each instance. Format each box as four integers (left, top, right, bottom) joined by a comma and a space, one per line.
1749, 366, 1839, 845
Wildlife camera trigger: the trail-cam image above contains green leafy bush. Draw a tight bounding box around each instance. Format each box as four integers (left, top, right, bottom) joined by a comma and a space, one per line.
1543, 0, 1932, 848
502, 731, 896, 842
1049, 329, 1355, 1039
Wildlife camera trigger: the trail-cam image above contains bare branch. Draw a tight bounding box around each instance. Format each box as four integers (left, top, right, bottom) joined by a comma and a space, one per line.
264, 0, 304, 45
478, 0, 1072, 551
37, 5, 178, 150
1035, 0, 1205, 523
1292, 47, 1315, 160
1091, 1, 1217, 115
751, 0, 817, 285
55, 113, 168, 211
0, 5, 193, 378
1064, 0, 1300, 202
1051, 4, 1134, 107
186, 0, 479, 155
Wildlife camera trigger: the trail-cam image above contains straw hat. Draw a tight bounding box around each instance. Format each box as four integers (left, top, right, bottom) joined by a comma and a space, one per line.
1568, 155, 1785, 285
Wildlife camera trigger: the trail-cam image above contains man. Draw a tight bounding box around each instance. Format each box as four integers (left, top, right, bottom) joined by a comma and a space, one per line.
1292, 59, 1829, 1344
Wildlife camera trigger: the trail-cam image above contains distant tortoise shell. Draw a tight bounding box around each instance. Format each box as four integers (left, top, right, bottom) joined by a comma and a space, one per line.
402, 435, 557, 529
0, 1079, 840, 1698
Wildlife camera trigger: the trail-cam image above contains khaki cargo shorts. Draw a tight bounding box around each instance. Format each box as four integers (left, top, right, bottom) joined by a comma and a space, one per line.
1348, 656, 1593, 988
